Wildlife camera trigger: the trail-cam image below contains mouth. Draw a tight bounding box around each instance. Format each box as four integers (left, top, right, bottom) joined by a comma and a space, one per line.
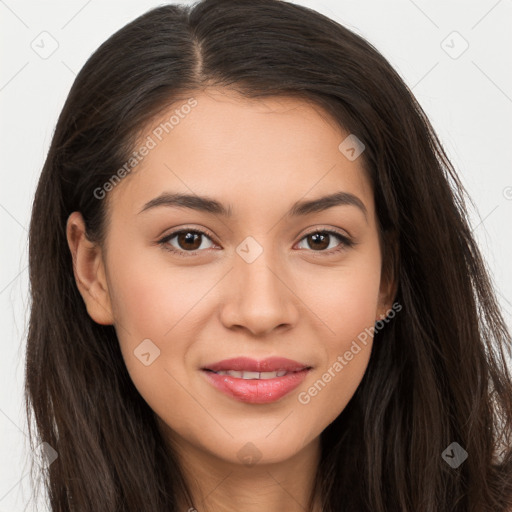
200, 357, 313, 403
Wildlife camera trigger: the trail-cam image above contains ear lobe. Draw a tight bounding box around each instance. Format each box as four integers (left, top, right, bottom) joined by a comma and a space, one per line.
66, 211, 114, 325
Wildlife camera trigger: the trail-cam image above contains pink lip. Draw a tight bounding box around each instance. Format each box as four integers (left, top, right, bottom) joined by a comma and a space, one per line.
202, 356, 310, 373
202, 368, 311, 404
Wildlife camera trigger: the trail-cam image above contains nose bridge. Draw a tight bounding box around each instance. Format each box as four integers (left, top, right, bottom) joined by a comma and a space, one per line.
220, 234, 297, 335
238, 241, 280, 297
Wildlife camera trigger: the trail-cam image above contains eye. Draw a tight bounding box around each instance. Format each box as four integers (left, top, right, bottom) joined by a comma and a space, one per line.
158, 227, 217, 257
157, 227, 355, 258
295, 229, 355, 255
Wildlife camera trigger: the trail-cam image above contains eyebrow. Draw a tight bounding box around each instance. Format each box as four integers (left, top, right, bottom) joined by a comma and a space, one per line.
138, 191, 368, 222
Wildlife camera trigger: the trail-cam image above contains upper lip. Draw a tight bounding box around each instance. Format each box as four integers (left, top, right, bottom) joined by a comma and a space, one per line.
202, 357, 311, 373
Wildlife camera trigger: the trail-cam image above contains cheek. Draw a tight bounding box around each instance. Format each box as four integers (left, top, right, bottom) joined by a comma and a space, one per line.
300, 249, 382, 344
106, 257, 199, 427
107, 244, 198, 338
105, 247, 191, 381
296, 276, 377, 428
294, 250, 381, 417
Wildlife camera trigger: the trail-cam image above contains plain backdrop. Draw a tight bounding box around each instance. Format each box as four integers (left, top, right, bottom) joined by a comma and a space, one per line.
1, 0, 511, 510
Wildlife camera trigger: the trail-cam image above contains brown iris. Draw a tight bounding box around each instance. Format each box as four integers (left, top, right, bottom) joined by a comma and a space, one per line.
177, 231, 202, 250
306, 232, 330, 251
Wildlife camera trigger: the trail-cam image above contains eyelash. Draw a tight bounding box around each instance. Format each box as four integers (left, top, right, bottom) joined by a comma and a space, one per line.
157, 226, 355, 258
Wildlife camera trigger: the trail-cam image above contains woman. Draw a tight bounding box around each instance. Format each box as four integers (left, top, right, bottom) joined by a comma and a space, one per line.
25, 0, 512, 510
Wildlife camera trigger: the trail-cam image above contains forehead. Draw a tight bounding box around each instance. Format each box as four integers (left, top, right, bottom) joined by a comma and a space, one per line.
106, 89, 374, 222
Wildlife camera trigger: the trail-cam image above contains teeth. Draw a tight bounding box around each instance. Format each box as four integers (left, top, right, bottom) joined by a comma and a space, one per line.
214, 370, 289, 379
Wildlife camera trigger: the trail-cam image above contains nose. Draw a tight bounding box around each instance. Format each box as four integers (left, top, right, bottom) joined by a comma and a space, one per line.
219, 244, 299, 337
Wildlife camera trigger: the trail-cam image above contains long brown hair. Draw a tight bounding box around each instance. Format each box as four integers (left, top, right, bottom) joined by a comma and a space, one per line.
26, 0, 512, 510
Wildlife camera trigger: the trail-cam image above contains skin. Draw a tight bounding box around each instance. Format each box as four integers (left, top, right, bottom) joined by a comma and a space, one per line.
67, 88, 395, 512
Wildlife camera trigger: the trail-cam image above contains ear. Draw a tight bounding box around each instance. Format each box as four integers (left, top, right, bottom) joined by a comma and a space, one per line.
66, 211, 114, 325
375, 232, 399, 321
376, 270, 398, 321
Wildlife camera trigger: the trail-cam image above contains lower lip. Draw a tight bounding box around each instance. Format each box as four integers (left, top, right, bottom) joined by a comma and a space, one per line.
201, 369, 310, 404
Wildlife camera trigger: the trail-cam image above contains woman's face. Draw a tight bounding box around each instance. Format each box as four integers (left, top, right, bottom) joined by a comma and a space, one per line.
68, 88, 393, 470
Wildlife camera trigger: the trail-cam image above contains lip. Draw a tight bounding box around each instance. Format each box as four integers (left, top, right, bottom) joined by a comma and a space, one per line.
202, 356, 311, 373
201, 367, 311, 404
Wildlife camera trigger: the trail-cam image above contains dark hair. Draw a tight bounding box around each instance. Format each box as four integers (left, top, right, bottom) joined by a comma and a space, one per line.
26, 0, 512, 510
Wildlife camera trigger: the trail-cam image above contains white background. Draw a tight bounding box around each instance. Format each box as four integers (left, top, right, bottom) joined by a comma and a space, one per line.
1, 0, 511, 510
